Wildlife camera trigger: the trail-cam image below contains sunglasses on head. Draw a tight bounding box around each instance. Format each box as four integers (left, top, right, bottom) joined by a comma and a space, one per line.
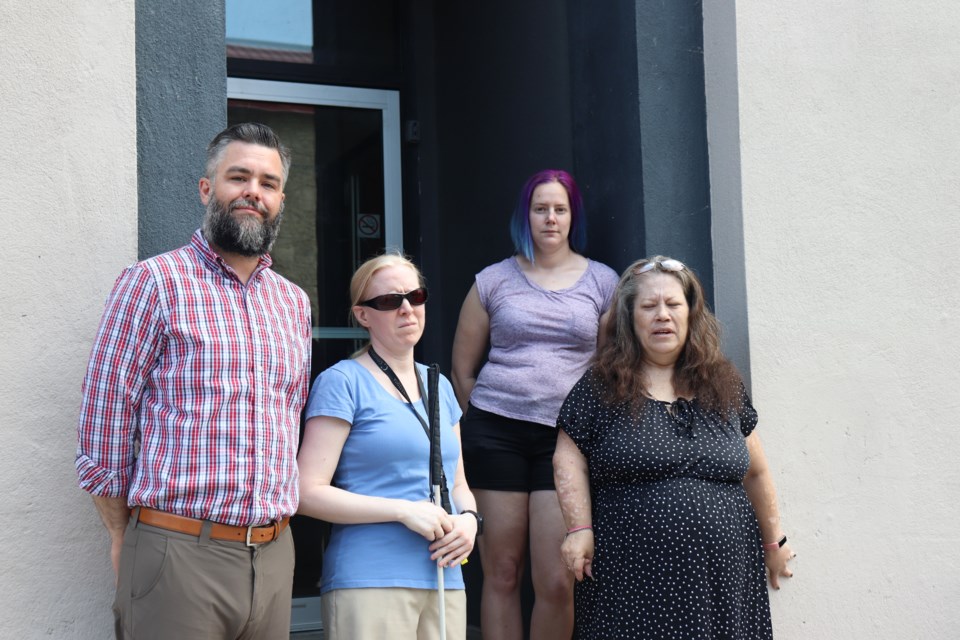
634, 259, 686, 275
359, 287, 429, 311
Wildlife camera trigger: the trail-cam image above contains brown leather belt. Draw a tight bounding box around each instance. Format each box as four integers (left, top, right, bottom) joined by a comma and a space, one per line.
136, 507, 290, 546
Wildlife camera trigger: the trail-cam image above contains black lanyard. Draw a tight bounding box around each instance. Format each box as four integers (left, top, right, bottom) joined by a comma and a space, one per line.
368, 346, 451, 510
368, 346, 430, 438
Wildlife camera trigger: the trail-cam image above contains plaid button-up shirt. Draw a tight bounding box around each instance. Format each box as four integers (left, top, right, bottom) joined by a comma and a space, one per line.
76, 230, 312, 526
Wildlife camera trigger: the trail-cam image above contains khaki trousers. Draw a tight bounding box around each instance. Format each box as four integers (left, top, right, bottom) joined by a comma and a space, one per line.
321, 587, 467, 640
113, 513, 295, 640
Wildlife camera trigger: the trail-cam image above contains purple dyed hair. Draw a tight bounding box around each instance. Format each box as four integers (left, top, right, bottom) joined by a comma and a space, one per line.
509, 169, 587, 262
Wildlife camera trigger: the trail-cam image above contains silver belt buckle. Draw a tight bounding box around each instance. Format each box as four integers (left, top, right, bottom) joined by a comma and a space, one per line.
245, 524, 258, 547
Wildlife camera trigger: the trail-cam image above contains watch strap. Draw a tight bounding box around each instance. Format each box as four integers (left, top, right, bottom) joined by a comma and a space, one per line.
461, 509, 483, 536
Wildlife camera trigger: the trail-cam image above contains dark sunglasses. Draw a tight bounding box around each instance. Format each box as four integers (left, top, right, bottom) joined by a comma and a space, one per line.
359, 287, 429, 311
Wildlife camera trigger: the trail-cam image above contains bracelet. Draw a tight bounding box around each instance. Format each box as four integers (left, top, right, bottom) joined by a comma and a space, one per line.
762, 534, 787, 551
565, 524, 593, 538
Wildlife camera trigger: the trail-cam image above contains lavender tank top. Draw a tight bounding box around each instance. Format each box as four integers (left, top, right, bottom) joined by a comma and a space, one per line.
469, 257, 619, 426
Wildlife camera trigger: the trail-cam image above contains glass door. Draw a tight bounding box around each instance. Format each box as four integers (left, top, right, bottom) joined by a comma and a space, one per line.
227, 78, 403, 633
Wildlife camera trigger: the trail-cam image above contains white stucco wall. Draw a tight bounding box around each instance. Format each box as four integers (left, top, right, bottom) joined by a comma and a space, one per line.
706, 1, 960, 637
0, 2, 137, 637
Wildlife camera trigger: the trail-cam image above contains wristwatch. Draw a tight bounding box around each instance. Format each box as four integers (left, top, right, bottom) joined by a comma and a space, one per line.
461, 510, 484, 537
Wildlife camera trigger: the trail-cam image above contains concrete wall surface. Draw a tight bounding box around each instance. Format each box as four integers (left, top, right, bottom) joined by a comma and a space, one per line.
708, 1, 960, 637
0, 2, 138, 637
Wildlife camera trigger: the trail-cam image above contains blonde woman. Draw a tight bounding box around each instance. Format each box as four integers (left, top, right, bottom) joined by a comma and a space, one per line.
298, 253, 479, 640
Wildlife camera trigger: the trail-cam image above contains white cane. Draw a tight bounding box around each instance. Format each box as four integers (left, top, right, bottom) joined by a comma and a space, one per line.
427, 365, 448, 640
433, 484, 447, 640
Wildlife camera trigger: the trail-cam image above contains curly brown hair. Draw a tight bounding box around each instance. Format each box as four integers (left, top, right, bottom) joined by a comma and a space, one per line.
593, 256, 744, 414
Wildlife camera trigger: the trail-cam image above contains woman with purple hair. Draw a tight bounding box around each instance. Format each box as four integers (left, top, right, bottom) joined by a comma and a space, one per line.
451, 170, 618, 639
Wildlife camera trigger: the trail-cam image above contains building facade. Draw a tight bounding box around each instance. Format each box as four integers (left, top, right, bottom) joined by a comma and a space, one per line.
2, 1, 958, 637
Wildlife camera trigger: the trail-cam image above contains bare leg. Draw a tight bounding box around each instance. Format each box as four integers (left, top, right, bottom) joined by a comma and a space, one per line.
475, 489, 529, 640
528, 490, 574, 640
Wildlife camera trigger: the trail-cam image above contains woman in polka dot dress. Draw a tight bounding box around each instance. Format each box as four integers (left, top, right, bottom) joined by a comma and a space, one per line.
553, 257, 796, 639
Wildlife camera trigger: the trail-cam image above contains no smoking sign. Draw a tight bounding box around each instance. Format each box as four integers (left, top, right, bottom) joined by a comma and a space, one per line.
357, 213, 381, 239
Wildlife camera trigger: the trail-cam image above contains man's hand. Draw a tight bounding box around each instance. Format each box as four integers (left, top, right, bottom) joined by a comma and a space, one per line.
91, 496, 130, 582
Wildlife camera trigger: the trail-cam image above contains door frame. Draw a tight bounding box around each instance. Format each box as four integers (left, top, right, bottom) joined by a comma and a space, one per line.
228, 78, 404, 345
227, 78, 404, 252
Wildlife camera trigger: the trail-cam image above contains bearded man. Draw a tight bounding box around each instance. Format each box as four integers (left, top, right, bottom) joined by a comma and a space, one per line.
76, 123, 312, 640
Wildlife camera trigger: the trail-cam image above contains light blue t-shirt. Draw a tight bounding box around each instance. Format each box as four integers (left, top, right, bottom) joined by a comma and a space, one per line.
304, 358, 465, 593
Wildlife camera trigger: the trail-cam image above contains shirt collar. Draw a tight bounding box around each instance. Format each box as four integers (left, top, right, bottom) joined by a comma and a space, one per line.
190, 229, 273, 282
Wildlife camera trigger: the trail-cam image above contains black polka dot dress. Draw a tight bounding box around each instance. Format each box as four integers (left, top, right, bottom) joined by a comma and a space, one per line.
558, 371, 773, 639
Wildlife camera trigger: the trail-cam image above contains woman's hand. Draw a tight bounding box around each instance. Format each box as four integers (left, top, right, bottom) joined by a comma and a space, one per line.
561, 529, 595, 582
554, 430, 595, 582
764, 541, 796, 590
399, 500, 454, 541
429, 513, 478, 567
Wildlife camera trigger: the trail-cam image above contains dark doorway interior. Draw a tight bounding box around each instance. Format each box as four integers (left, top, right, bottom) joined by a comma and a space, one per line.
227, 0, 715, 634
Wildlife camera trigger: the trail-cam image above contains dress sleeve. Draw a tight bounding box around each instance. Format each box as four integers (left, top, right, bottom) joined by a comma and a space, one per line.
556, 370, 601, 457
737, 384, 759, 437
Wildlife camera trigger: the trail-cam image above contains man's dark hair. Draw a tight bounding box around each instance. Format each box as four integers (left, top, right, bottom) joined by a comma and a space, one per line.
205, 122, 291, 183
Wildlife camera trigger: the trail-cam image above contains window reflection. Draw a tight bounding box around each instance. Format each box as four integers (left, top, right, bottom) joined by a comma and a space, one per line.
226, 0, 312, 63
226, 0, 401, 74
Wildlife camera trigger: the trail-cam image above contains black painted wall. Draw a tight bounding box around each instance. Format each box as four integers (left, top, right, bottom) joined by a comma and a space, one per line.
135, 0, 715, 369
569, 0, 647, 274
426, 0, 715, 372
133, 0, 715, 362
569, 0, 714, 296
431, 0, 576, 373
634, 0, 714, 297
136, 0, 227, 259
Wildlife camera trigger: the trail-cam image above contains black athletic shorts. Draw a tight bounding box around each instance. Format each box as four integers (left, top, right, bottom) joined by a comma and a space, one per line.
460, 403, 559, 492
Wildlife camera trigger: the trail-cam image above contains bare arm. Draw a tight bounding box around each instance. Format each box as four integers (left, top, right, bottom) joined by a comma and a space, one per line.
450, 284, 490, 412
596, 310, 611, 349
91, 496, 129, 580
297, 415, 453, 541
429, 423, 478, 567
743, 432, 795, 589
554, 430, 594, 581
